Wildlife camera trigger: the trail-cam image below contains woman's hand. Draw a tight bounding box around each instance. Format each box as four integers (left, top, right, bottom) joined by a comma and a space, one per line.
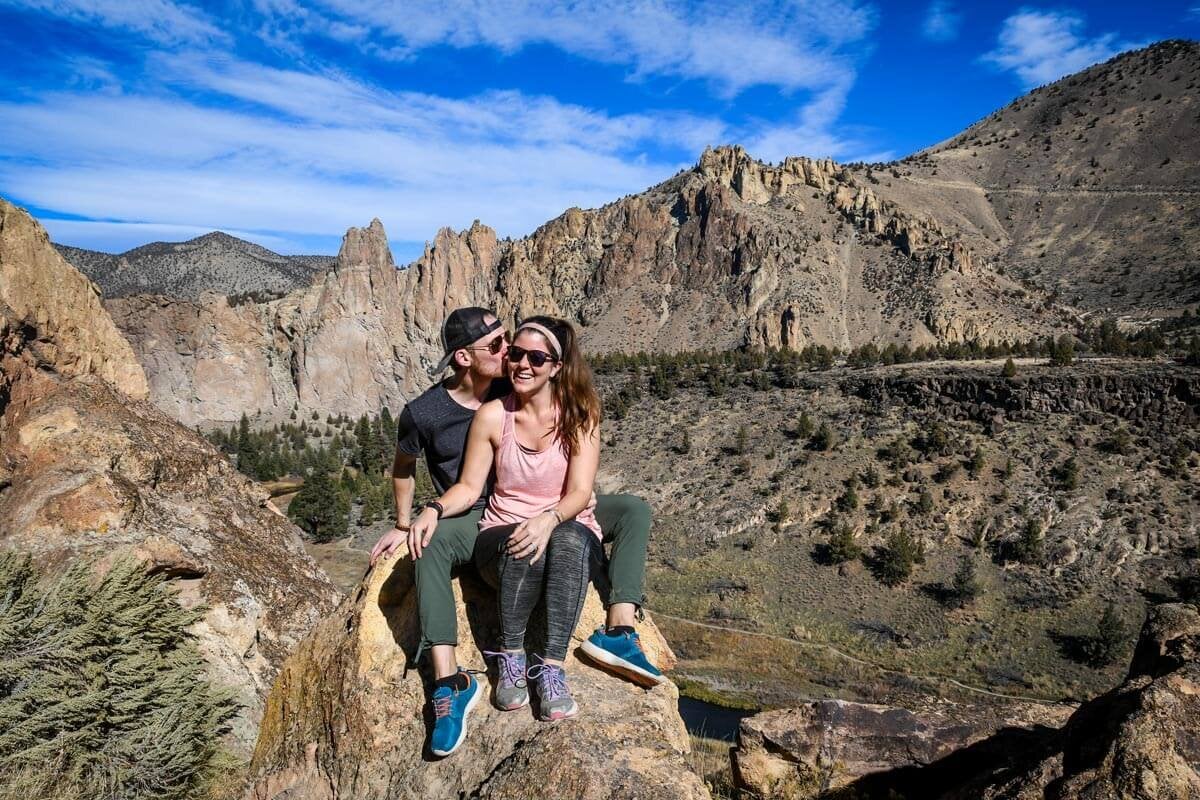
408, 507, 440, 559
507, 511, 558, 564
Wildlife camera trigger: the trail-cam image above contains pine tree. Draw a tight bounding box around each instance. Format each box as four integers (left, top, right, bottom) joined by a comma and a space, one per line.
1001, 357, 1017, 378
950, 555, 983, 607
1013, 518, 1044, 565
826, 521, 862, 564
735, 425, 749, 455
1090, 602, 1125, 666
795, 411, 815, 439
288, 469, 350, 541
877, 528, 919, 586
811, 422, 834, 451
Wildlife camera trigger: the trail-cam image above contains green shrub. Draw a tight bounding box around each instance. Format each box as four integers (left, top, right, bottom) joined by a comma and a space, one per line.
0, 554, 237, 800
288, 468, 350, 541
826, 522, 862, 564
950, 555, 983, 607
877, 528, 921, 586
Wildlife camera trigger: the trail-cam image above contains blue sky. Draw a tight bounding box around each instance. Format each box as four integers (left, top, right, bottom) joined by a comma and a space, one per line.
1, 1, 1196, 260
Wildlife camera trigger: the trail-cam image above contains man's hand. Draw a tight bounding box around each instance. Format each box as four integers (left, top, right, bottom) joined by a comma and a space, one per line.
370, 527, 408, 566
408, 507, 440, 559
507, 511, 557, 564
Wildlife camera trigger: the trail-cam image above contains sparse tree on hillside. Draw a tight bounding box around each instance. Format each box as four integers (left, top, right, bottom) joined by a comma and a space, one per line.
951, 555, 983, 607
795, 411, 815, 440
811, 422, 835, 451
1001, 357, 1017, 378
1012, 518, 1044, 565
877, 527, 920, 587
826, 521, 862, 564
1049, 335, 1075, 367
1090, 602, 1125, 666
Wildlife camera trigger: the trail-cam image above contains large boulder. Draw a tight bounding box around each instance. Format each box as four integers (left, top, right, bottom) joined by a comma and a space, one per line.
248, 547, 710, 800
732, 697, 1071, 798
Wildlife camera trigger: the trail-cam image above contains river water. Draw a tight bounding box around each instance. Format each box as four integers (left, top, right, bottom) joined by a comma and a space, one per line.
677, 696, 757, 741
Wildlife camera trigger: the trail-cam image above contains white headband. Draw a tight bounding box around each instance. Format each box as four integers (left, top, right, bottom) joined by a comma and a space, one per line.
516, 322, 562, 358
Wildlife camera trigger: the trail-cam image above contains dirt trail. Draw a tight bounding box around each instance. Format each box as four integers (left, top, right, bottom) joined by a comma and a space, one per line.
904, 176, 1200, 197
652, 610, 1074, 707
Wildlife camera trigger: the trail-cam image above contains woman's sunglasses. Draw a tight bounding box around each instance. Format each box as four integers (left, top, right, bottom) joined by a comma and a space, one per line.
507, 344, 558, 368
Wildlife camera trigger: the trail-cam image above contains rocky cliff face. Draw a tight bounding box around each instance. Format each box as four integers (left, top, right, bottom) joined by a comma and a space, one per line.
729, 601, 1200, 799
248, 546, 708, 800
0, 201, 341, 754
108, 220, 501, 428
106, 145, 1068, 428
0, 199, 148, 407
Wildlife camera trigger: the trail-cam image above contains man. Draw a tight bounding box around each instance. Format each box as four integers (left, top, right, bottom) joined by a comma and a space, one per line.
370, 307, 661, 757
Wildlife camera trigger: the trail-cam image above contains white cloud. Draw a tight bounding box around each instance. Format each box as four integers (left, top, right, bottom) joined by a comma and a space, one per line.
261, 0, 875, 97
921, 1, 961, 42
1, 0, 225, 44
982, 9, 1136, 89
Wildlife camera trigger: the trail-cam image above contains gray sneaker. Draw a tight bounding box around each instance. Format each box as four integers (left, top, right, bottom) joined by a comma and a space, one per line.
528, 659, 578, 722
484, 650, 528, 710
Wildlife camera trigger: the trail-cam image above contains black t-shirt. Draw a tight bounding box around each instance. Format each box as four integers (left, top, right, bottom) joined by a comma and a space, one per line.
396, 379, 510, 508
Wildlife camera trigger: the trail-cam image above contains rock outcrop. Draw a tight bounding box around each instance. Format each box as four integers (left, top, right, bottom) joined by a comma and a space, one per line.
107, 148, 1066, 429
730, 602, 1200, 799
249, 547, 708, 800
0, 199, 341, 754
732, 697, 1071, 798
0, 199, 148, 405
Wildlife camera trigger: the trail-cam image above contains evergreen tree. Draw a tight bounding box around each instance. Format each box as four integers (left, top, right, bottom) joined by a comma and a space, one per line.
288, 469, 350, 541
735, 425, 749, 456
1090, 602, 1125, 666
950, 555, 983, 607
1056, 456, 1080, 491
877, 528, 919, 586
1001, 357, 1017, 378
826, 521, 862, 564
1012, 518, 1044, 565
1049, 334, 1075, 366
811, 422, 834, 451
795, 411, 815, 439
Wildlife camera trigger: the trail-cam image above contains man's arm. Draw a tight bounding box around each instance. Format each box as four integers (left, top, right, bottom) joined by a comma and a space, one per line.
392, 448, 417, 527
370, 405, 421, 566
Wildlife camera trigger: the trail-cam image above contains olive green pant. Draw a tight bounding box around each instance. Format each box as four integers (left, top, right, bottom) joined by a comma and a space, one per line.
412, 494, 650, 653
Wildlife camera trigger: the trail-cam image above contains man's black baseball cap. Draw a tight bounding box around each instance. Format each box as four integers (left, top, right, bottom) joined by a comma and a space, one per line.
431, 307, 502, 375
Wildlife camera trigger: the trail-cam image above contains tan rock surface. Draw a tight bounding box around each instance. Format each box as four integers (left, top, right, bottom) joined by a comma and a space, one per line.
0, 198, 148, 401
249, 547, 709, 800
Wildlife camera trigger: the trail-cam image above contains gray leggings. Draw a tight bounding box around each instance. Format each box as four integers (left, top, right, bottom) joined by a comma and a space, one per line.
474, 521, 604, 661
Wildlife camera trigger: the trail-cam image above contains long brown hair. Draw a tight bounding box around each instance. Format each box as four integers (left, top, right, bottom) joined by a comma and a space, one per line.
518, 315, 601, 452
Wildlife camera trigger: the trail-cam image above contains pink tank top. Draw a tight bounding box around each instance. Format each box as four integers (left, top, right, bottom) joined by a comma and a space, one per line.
479, 395, 600, 538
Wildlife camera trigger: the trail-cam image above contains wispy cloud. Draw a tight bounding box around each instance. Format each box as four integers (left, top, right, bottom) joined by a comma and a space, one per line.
982, 9, 1138, 89
0, 0, 884, 254
1, 0, 226, 44
260, 0, 875, 97
921, 1, 961, 42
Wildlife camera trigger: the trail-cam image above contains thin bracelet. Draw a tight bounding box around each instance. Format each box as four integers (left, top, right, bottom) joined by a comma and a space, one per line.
547, 508, 564, 524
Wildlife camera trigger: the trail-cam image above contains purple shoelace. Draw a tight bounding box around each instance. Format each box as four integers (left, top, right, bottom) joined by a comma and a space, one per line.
484, 650, 527, 688
527, 662, 567, 700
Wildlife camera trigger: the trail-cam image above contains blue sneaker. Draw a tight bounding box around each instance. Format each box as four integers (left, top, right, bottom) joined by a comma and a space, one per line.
429, 670, 482, 757
579, 625, 665, 687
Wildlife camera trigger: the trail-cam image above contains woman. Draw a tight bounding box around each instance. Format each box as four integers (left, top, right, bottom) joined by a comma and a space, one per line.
408, 315, 603, 722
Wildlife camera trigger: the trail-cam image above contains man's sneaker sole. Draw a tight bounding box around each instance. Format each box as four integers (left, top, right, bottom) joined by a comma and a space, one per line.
579, 640, 666, 688
540, 698, 578, 722
430, 681, 482, 757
